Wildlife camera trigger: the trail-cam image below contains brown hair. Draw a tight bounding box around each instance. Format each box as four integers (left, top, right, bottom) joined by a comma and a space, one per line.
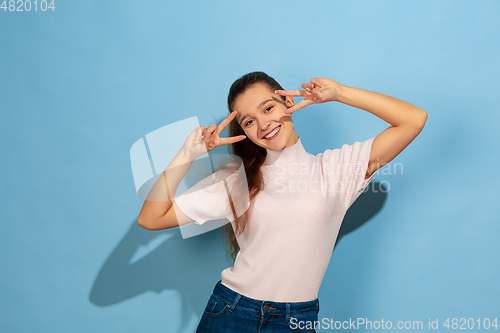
221, 71, 286, 262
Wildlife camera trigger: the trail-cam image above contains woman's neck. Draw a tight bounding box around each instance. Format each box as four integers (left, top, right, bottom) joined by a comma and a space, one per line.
263, 135, 305, 167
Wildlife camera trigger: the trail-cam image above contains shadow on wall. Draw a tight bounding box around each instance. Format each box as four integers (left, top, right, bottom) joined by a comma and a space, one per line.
336, 181, 388, 248
88, 182, 387, 331
88, 224, 230, 330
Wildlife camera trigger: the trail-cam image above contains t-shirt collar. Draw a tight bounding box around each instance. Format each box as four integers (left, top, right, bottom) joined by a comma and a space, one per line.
263, 136, 306, 167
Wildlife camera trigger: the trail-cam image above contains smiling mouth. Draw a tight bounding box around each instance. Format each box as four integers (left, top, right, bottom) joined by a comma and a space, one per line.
263, 125, 281, 140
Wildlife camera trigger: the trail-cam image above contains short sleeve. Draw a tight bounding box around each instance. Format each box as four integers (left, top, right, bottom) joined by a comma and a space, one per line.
172, 162, 249, 225
322, 137, 377, 210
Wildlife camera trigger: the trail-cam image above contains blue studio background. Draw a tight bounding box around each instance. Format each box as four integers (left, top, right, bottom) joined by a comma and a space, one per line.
1, 1, 499, 332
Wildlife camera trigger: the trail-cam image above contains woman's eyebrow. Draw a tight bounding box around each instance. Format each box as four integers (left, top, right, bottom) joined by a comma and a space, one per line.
256, 98, 274, 109
271, 97, 287, 107
238, 113, 249, 125
238, 98, 273, 124
238, 97, 285, 124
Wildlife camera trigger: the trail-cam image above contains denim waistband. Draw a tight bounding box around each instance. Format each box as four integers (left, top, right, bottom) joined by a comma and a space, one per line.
212, 280, 319, 322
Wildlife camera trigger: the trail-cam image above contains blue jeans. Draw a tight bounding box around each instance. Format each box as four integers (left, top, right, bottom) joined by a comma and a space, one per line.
196, 280, 320, 332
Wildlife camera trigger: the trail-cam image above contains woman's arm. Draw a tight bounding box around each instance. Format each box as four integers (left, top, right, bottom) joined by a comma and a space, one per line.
137, 111, 246, 231
276, 78, 428, 176
336, 84, 428, 176
137, 148, 195, 230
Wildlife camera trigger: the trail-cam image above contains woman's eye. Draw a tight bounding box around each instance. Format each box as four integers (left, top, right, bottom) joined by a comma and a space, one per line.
244, 106, 273, 127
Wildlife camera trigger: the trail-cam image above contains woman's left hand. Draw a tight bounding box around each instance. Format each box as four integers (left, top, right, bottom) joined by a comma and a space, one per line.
276, 77, 343, 115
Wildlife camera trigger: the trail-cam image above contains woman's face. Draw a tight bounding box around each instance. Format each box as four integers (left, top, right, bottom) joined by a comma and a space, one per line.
233, 83, 298, 151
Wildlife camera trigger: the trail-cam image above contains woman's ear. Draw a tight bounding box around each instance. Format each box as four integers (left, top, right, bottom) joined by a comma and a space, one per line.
285, 96, 295, 108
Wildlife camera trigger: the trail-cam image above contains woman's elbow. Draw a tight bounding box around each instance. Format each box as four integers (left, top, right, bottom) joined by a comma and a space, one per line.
137, 216, 147, 229
416, 109, 428, 129
137, 216, 155, 230
137, 215, 176, 231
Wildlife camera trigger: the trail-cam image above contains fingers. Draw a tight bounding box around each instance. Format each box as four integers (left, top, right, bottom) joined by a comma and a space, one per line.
203, 124, 217, 148
218, 135, 247, 145
310, 77, 324, 88
204, 110, 238, 140
202, 114, 244, 151
195, 125, 205, 144
278, 80, 324, 96
302, 82, 315, 90
283, 99, 313, 115
303, 79, 325, 92
216, 111, 237, 136
275, 89, 306, 97
204, 124, 217, 138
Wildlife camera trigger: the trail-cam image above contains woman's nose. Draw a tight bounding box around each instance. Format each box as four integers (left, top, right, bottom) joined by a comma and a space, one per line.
259, 119, 271, 130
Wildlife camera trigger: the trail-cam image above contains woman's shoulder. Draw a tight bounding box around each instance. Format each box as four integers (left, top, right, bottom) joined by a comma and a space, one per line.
312, 137, 375, 159
211, 157, 249, 189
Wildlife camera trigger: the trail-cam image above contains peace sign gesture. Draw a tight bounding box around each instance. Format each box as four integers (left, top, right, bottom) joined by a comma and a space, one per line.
276, 77, 343, 115
183, 111, 246, 160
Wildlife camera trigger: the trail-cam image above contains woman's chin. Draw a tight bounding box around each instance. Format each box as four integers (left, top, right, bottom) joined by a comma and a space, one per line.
261, 136, 287, 150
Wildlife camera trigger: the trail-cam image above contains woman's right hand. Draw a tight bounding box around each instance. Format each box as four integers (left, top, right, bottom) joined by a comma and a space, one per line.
182, 111, 247, 160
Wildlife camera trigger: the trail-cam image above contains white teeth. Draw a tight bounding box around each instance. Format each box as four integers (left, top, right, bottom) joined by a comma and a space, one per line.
264, 125, 280, 139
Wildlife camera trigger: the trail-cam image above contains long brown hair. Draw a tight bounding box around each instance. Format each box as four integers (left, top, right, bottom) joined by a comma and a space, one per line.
220, 71, 286, 262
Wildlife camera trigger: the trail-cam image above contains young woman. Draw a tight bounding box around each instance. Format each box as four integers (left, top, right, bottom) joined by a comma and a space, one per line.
137, 72, 427, 332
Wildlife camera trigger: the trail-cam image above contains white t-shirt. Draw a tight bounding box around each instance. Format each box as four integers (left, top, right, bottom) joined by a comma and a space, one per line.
173, 136, 377, 302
